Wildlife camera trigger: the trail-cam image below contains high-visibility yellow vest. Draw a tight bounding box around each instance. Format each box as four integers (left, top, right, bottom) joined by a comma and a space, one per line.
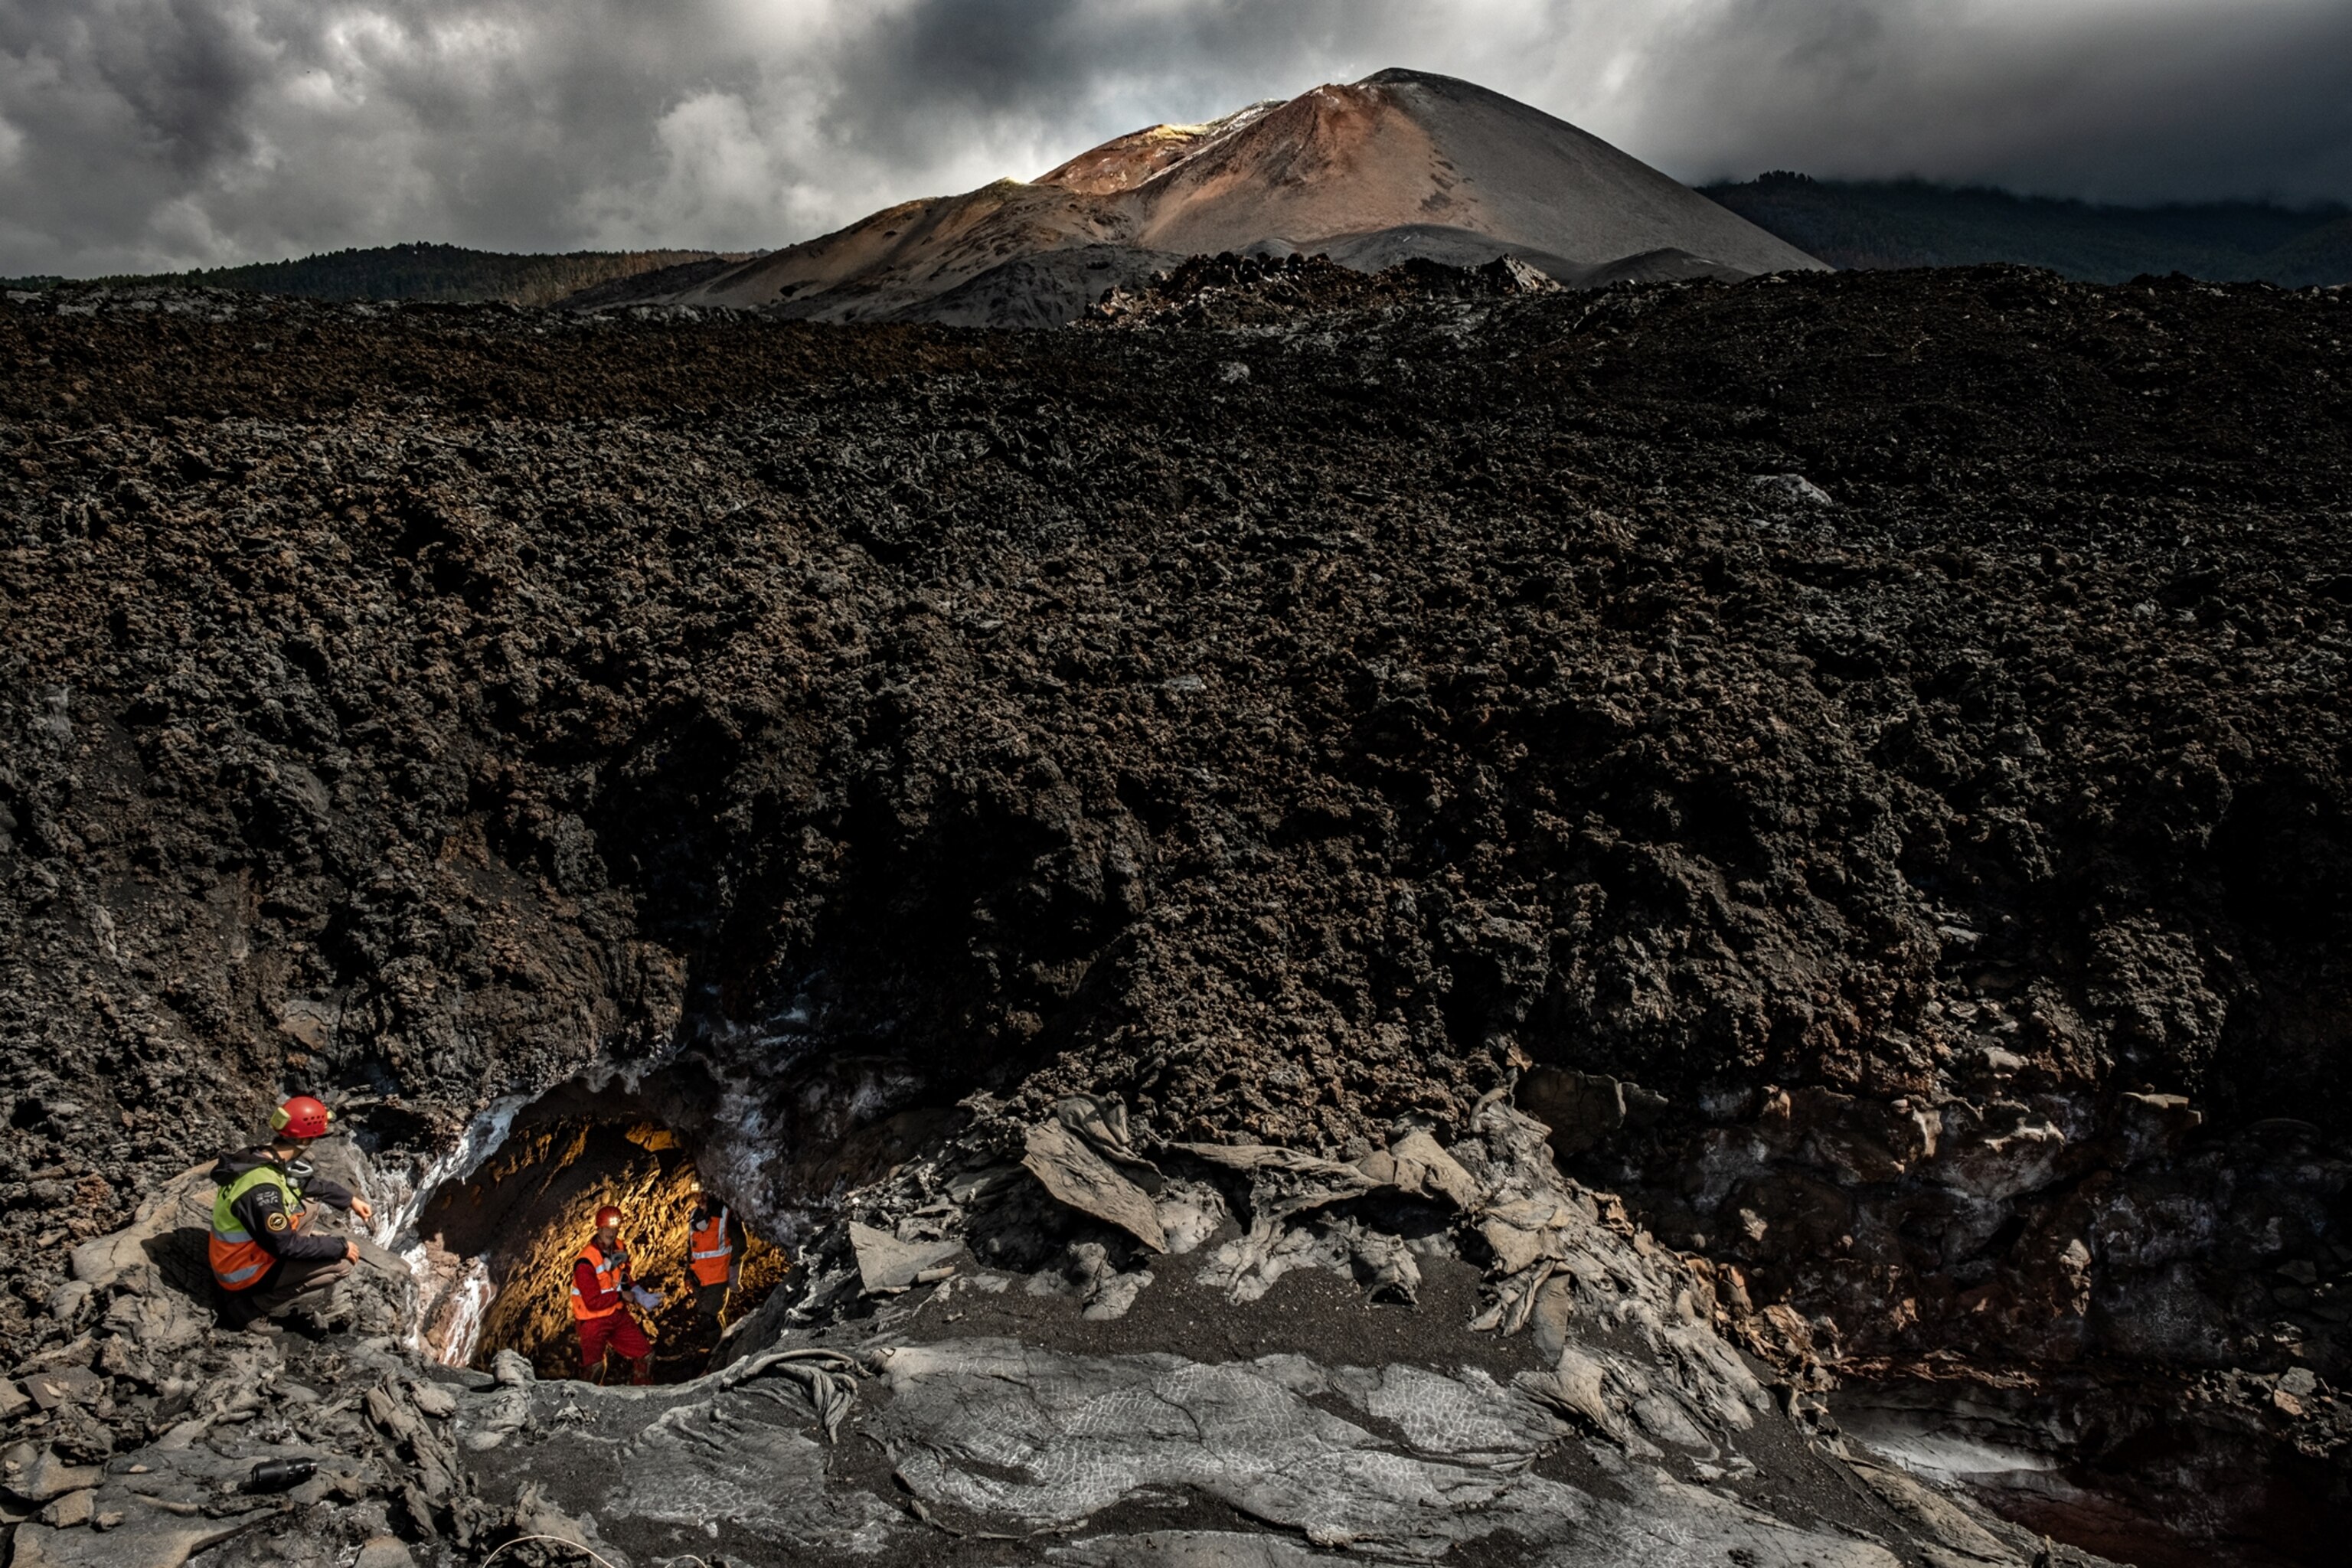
209, 1165, 303, 1291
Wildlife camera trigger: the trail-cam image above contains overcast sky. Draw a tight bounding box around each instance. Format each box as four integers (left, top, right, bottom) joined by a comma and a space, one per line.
3, 0, 2348, 276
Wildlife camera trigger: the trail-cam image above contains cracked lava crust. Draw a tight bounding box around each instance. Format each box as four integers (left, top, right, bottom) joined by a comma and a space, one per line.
1, 261, 2349, 1565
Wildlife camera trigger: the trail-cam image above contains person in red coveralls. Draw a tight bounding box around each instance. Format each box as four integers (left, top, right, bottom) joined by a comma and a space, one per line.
571, 1204, 662, 1383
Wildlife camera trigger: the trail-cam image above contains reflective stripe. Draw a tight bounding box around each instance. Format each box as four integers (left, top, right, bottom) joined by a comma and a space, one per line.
571, 1243, 625, 1321
688, 1212, 734, 1285
211, 1162, 305, 1292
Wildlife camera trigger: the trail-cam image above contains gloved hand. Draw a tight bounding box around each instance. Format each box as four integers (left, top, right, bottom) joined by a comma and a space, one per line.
627, 1285, 664, 1311
727, 1268, 740, 1289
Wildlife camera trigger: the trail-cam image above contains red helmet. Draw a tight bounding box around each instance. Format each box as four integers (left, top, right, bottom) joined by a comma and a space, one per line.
271, 1095, 332, 1141
593, 1206, 624, 1230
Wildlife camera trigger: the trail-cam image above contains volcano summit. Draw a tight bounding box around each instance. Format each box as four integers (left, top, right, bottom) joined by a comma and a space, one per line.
630, 68, 1822, 325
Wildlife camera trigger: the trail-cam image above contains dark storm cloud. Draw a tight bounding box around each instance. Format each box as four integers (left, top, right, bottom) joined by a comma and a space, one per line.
2, 1, 2347, 277
1623, 0, 2352, 204
88, 0, 267, 171
818, 1, 1369, 170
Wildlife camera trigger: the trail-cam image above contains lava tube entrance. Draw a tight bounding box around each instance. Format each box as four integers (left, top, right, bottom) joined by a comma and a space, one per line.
406, 1078, 789, 1382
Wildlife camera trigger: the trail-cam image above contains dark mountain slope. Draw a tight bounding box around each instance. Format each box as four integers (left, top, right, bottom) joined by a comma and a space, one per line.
1707, 172, 2352, 285
8, 242, 748, 307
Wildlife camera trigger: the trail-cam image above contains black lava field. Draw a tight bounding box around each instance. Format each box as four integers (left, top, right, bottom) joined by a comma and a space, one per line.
2, 262, 2349, 1562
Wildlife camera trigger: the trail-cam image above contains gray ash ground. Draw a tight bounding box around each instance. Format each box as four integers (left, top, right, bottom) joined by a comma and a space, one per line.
2, 261, 2350, 1563
537, 1263, 1862, 1568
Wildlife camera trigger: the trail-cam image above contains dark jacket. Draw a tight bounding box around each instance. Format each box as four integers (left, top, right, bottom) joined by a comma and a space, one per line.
211, 1149, 356, 1264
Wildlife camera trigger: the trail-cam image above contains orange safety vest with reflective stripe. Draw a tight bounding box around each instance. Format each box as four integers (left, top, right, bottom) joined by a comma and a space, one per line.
570, 1242, 626, 1321
209, 1164, 304, 1291
689, 1207, 733, 1286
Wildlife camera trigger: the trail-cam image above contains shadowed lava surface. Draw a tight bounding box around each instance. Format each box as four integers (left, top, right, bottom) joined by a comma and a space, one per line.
3, 266, 2350, 1559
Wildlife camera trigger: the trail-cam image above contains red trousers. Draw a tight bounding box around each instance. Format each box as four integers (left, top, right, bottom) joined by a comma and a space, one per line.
576, 1310, 650, 1373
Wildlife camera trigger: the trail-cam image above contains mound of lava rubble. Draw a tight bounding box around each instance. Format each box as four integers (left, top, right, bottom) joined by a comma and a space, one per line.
0, 262, 2348, 1564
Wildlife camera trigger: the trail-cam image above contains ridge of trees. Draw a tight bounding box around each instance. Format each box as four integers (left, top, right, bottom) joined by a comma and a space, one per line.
4, 242, 756, 306
1707, 173, 2351, 286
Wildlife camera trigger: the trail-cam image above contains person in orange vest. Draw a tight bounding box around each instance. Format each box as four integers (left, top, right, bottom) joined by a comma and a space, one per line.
684, 1190, 745, 1331
208, 1095, 375, 1333
572, 1204, 662, 1384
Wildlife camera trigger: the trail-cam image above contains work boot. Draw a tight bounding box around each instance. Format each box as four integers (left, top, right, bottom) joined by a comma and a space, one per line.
295, 1285, 358, 1334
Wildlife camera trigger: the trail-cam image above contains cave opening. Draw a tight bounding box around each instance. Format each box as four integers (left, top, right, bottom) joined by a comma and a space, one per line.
401, 1073, 792, 1383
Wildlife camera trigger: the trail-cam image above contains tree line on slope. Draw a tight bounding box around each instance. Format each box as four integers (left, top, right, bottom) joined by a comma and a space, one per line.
1706, 172, 2352, 286
2, 242, 753, 307
8, 180, 2349, 305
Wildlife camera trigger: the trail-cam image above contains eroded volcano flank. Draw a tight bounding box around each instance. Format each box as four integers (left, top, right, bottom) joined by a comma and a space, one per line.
645, 68, 1820, 325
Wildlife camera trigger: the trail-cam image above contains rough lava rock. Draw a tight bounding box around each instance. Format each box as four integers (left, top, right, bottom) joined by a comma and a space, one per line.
3, 264, 2350, 1561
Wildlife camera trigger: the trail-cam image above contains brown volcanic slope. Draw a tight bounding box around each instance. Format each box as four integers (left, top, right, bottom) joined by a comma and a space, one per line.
666, 68, 1821, 322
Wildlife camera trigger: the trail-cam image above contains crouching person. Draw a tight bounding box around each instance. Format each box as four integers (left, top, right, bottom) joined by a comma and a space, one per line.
209, 1096, 374, 1334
